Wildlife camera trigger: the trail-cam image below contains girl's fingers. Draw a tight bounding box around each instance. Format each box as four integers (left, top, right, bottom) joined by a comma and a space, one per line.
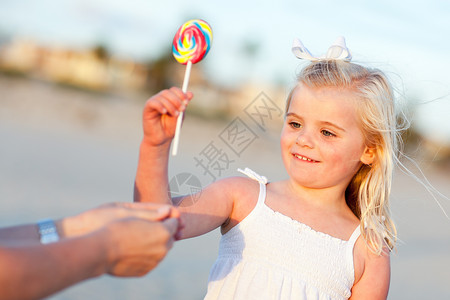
169, 87, 188, 101
146, 95, 178, 117
145, 98, 167, 115
146, 88, 193, 117
168, 87, 193, 108
159, 97, 180, 117
185, 91, 194, 102
162, 89, 187, 112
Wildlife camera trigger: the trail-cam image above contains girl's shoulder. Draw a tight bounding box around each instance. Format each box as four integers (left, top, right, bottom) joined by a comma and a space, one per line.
216, 176, 262, 233
214, 175, 261, 205
176, 176, 261, 239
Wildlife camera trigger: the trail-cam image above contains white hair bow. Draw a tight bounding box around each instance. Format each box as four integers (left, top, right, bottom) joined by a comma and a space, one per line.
292, 36, 352, 62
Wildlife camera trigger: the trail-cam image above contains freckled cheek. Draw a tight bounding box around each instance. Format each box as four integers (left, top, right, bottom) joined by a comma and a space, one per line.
280, 132, 296, 165
324, 145, 355, 168
280, 129, 293, 148
280, 136, 290, 160
328, 146, 363, 174
322, 146, 340, 163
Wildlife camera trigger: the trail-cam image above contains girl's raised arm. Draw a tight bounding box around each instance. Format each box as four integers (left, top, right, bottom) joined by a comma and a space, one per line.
133, 88, 239, 239
134, 87, 192, 205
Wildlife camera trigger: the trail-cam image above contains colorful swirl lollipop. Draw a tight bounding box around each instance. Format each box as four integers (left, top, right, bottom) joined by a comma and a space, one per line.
172, 19, 212, 65
171, 19, 213, 156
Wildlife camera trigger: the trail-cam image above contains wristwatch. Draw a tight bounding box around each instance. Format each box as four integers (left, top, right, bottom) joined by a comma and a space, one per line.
37, 219, 60, 244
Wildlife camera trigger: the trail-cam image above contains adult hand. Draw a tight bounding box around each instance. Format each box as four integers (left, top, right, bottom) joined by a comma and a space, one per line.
102, 217, 179, 277
59, 202, 182, 239
142, 87, 193, 147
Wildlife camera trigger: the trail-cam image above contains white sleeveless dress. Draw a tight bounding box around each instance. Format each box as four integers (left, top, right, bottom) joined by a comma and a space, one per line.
205, 168, 361, 300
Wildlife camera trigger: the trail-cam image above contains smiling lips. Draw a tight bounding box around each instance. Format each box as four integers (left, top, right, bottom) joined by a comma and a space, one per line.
293, 153, 320, 163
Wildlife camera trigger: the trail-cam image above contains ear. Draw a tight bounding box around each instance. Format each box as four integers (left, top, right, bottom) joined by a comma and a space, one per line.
360, 146, 376, 165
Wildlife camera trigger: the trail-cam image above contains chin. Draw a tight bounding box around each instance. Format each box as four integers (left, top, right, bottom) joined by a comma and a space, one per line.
286, 168, 319, 187
294, 178, 324, 189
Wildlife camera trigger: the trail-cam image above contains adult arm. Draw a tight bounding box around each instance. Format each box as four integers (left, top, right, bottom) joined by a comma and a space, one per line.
0, 203, 179, 300
0, 230, 109, 300
0, 202, 178, 245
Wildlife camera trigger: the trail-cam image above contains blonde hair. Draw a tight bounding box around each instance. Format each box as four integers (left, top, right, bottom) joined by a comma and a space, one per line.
287, 60, 401, 255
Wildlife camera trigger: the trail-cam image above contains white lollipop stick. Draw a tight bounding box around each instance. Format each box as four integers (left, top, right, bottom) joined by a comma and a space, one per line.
171, 60, 192, 156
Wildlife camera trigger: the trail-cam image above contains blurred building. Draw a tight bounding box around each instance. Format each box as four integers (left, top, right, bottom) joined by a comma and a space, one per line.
0, 38, 147, 91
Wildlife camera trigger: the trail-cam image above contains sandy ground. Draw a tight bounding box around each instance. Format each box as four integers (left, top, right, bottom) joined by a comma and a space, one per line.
0, 75, 449, 299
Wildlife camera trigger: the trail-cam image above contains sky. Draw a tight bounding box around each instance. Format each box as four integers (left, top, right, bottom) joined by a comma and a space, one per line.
0, 0, 449, 143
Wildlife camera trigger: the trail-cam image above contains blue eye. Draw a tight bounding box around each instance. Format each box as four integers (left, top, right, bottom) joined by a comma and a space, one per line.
289, 121, 301, 129
321, 130, 336, 137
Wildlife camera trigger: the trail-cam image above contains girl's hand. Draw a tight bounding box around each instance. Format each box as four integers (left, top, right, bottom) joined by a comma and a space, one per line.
142, 87, 193, 147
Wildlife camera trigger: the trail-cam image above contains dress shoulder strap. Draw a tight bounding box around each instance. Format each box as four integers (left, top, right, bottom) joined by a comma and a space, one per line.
237, 168, 268, 185
348, 225, 361, 245
346, 225, 362, 282
237, 168, 268, 206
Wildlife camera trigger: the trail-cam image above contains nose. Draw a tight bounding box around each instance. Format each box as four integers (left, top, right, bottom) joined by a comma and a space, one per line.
296, 131, 314, 148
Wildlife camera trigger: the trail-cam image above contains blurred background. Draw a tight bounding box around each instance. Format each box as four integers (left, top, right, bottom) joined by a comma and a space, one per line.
0, 0, 449, 299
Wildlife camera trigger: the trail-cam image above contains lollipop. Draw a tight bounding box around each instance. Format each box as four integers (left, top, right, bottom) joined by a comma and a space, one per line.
171, 19, 212, 156
172, 19, 212, 65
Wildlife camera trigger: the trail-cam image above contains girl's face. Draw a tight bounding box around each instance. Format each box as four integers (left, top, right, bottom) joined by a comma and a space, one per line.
280, 83, 374, 190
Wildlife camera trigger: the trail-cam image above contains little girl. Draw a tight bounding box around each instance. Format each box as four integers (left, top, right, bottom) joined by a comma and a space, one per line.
134, 38, 399, 299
